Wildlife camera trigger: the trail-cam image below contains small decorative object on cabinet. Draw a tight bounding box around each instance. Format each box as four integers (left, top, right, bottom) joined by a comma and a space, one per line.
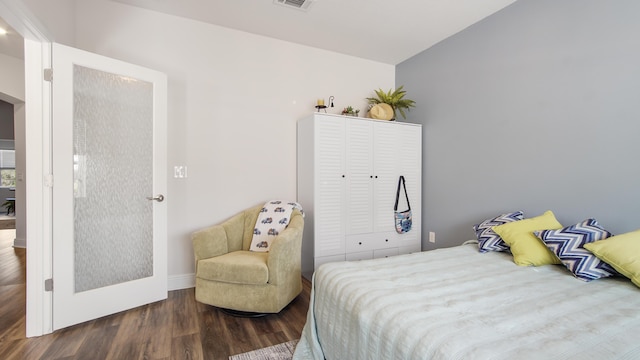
366, 85, 416, 120
297, 113, 422, 277
341, 106, 360, 117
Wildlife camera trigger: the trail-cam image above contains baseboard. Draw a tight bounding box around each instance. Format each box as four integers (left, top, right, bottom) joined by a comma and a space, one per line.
13, 237, 26, 248
168, 273, 195, 291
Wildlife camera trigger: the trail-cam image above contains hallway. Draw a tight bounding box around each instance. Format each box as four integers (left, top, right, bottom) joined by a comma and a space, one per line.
0, 228, 26, 350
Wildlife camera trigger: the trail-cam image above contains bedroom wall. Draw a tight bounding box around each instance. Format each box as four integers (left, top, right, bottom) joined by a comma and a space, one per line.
25, 0, 395, 288
0, 52, 25, 103
22, 0, 75, 45
397, 0, 640, 250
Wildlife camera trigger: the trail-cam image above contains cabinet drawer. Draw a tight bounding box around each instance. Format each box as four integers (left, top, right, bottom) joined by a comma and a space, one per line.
374, 247, 399, 259
346, 232, 396, 252
346, 251, 373, 261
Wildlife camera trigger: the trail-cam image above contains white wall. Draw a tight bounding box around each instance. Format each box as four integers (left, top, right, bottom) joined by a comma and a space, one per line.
0, 52, 24, 103
31, 0, 394, 287
22, 0, 75, 45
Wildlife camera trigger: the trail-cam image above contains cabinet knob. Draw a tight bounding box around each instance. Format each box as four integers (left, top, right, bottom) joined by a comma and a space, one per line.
385, 239, 389, 242
358, 242, 362, 245
342, 175, 345, 178
370, 175, 373, 178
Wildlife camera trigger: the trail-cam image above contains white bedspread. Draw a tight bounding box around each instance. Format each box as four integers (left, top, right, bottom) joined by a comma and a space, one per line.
293, 244, 640, 360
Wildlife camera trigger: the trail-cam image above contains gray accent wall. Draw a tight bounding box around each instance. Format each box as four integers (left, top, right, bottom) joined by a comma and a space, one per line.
397, 0, 640, 250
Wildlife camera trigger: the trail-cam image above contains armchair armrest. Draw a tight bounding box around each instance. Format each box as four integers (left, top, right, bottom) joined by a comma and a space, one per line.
267, 209, 304, 285
192, 208, 249, 265
192, 225, 229, 264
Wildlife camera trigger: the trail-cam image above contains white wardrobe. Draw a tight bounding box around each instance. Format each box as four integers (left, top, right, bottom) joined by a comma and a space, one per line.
297, 113, 422, 275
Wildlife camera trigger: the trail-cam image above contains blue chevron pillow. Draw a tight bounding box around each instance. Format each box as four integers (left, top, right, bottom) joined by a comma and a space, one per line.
534, 219, 618, 281
473, 211, 524, 253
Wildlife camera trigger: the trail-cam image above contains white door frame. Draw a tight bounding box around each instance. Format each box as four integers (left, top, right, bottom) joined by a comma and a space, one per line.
0, 0, 54, 337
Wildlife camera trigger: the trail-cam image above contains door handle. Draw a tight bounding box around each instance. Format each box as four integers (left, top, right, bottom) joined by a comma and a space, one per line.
146, 194, 165, 202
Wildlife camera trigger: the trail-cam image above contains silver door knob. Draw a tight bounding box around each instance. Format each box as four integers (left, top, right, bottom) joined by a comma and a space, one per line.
146, 194, 165, 202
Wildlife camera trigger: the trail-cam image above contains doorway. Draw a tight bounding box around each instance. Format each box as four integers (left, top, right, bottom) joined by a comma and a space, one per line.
0, 12, 31, 342
0, 0, 54, 336
0, 15, 25, 244
1, 1, 168, 337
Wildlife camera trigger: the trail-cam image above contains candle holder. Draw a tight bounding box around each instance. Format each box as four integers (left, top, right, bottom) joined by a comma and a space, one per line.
315, 105, 327, 113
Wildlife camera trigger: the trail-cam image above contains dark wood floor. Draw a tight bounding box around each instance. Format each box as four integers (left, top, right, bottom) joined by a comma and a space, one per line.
0, 229, 311, 360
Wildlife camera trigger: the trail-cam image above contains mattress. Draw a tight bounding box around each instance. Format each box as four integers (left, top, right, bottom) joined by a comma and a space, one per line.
293, 243, 640, 360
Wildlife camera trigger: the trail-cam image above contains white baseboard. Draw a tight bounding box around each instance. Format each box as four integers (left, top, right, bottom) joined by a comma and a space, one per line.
168, 273, 195, 291
13, 237, 26, 248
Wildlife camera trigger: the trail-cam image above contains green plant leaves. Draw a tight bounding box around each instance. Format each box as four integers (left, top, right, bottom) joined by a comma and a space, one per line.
366, 85, 416, 119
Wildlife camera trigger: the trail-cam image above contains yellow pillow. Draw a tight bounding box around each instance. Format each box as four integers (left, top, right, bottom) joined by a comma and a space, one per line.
492, 210, 563, 266
584, 229, 640, 288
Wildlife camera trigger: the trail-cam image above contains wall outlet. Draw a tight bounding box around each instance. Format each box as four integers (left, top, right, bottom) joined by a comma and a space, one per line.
429, 231, 436, 243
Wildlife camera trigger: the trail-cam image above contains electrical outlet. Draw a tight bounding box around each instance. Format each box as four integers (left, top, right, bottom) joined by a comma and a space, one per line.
429, 232, 436, 243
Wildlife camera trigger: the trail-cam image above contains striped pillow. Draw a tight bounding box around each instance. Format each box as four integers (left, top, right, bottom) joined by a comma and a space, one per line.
535, 219, 617, 281
473, 211, 524, 253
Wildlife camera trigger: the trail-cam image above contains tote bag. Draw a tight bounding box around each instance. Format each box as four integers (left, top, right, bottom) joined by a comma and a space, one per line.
394, 176, 412, 234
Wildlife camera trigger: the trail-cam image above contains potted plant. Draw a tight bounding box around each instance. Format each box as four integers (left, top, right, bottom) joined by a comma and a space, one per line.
342, 106, 360, 117
366, 85, 416, 120
2, 199, 14, 215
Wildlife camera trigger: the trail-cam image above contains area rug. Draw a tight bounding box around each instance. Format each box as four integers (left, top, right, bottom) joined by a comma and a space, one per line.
229, 339, 298, 360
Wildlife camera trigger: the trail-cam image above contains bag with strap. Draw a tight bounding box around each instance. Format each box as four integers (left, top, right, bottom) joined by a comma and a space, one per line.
394, 175, 412, 234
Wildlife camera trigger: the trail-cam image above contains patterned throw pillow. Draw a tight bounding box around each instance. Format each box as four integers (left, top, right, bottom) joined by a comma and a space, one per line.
534, 219, 617, 281
473, 211, 524, 253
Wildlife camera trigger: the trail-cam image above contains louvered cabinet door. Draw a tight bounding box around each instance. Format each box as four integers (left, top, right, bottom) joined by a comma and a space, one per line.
314, 117, 346, 258
345, 119, 374, 235
372, 121, 400, 234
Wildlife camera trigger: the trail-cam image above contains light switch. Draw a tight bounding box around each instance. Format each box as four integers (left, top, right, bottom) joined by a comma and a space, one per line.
174, 166, 187, 178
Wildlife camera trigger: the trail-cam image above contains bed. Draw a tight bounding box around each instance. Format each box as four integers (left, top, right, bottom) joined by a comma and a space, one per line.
292, 242, 640, 360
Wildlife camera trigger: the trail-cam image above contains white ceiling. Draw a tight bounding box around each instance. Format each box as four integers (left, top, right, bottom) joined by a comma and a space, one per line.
1, 0, 518, 64
112, 0, 518, 65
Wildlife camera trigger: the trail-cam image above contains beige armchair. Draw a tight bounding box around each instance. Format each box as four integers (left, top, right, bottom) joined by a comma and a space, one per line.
192, 204, 304, 314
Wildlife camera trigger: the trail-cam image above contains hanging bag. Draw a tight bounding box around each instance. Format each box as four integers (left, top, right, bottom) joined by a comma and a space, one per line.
394, 176, 412, 234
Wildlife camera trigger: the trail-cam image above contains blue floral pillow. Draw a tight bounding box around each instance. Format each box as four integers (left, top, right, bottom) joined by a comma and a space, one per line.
534, 218, 618, 281
473, 211, 524, 253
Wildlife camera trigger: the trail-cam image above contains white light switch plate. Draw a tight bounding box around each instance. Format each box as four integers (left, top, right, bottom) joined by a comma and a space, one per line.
174, 166, 187, 178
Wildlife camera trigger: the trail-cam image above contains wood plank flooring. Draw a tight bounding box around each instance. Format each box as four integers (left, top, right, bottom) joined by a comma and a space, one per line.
0, 229, 311, 360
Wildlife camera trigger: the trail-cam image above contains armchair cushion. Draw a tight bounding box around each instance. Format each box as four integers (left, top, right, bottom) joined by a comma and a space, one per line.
197, 251, 269, 285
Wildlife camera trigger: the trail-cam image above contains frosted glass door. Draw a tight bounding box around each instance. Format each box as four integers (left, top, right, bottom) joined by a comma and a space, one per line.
73, 64, 154, 292
52, 43, 167, 330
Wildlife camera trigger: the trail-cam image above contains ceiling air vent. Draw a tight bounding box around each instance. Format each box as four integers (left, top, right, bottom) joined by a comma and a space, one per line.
273, 0, 315, 11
